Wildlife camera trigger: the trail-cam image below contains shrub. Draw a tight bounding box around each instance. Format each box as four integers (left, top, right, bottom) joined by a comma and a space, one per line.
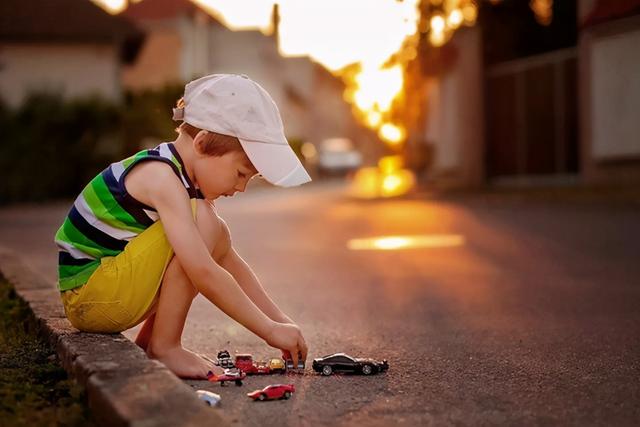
0, 85, 183, 204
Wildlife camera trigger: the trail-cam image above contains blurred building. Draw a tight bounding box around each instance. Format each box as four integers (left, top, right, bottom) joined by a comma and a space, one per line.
120, 0, 219, 89
417, 0, 640, 188
120, 0, 361, 147
579, 0, 640, 185
0, 0, 143, 108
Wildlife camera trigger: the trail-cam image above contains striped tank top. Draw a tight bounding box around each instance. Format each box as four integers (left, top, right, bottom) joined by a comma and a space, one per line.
54, 142, 203, 291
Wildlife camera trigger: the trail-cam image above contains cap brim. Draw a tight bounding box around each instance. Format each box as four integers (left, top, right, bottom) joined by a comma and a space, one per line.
238, 139, 312, 187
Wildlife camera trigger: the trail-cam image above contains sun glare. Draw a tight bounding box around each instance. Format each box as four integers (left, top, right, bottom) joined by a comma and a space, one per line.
351, 65, 404, 112
276, 0, 420, 70
348, 234, 466, 251
379, 123, 405, 145
192, 0, 274, 32
93, 0, 126, 14
350, 155, 416, 199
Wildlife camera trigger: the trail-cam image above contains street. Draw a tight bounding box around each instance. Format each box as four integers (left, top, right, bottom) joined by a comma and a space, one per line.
1, 181, 639, 426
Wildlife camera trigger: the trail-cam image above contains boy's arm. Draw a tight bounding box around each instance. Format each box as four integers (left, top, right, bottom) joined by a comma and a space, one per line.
218, 241, 294, 325
137, 163, 306, 366
146, 165, 276, 338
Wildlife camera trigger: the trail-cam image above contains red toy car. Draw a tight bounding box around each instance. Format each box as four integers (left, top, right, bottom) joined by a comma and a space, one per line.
207, 368, 246, 386
234, 354, 286, 374
247, 384, 295, 401
234, 354, 269, 374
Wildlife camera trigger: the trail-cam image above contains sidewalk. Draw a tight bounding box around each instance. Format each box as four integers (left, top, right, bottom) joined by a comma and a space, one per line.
0, 248, 228, 427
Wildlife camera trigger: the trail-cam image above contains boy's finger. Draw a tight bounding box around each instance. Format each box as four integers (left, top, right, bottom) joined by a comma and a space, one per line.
299, 338, 308, 362
291, 348, 299, 368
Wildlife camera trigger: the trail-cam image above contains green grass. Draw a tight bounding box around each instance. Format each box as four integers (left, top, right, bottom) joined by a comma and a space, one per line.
0, 278, 94, 426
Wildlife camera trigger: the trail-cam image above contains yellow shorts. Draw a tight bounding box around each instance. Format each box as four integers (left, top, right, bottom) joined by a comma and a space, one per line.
61, 199, 197, 333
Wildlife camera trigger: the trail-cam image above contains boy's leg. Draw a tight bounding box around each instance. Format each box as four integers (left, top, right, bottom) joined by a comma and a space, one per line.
134, 312, 156, 350
145, 199, 227, 379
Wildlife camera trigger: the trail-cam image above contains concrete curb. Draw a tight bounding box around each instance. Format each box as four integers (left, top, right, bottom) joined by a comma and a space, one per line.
0, 247, 230, 427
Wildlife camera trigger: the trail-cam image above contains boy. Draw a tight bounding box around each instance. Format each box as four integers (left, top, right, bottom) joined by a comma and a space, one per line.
54, 74, 310, 379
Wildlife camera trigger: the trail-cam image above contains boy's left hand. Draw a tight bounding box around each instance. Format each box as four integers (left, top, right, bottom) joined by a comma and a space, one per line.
284, 323, 308, 367
265, 322, 308, 367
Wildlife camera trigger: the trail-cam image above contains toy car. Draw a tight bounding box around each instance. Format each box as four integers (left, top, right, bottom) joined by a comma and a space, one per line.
234, 354, 288, 374
247, 384, 295, 401
268, 358, 286, 374
216, 350, 234, 368
196, 390, 221, 406
285, 359, 306, 370
207, 368, 246, 386
234, 354, 268, 374
312, 353, 389, 376
284, 351, 306, 370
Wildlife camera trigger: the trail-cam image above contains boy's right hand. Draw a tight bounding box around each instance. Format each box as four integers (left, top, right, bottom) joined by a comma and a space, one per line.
264, 322, 308, 368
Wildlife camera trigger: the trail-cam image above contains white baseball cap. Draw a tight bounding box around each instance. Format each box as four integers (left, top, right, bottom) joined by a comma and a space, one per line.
172, 73, 311, 187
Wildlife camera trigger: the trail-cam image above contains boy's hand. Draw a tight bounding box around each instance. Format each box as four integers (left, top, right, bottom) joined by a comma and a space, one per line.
265, 322, 308, 367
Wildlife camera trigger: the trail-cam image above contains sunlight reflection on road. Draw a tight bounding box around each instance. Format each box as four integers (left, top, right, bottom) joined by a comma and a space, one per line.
347, 234, 465, 251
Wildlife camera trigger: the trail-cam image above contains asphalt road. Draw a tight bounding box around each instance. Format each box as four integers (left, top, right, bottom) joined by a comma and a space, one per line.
1, 181, 639, 426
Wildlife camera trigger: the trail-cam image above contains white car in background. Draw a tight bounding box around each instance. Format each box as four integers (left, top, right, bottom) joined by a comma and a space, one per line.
317, 138, 363, 177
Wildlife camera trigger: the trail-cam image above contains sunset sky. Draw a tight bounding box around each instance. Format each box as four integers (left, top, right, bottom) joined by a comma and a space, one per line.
100, 0, 420, 71
199, 0, 419, 71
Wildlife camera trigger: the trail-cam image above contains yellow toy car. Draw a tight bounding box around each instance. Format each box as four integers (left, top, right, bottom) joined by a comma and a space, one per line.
268, 358, 286, 374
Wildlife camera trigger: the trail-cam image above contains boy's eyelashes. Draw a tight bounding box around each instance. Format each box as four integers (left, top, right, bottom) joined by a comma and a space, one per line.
238, 169, 259, 179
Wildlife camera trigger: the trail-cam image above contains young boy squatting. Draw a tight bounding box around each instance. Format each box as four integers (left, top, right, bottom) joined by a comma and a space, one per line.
54, 74, 310, 379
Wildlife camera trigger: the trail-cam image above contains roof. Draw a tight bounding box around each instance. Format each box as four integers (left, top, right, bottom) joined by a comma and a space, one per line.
582, 0, 640, 28
122, 0, 216, 22
0, 0, 145, 63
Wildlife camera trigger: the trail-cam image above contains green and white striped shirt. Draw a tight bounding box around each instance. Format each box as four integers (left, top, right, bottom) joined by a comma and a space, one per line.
54, 142, 202, 291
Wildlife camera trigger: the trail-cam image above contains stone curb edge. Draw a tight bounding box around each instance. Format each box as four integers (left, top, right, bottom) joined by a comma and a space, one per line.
0, 247, 229, 427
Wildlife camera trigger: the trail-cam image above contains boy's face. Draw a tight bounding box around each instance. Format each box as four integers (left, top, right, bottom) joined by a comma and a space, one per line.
192, 148, 259, 200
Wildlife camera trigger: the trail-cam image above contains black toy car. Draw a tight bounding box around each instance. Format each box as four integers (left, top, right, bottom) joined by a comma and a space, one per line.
216, 350, 234, 368
312, 353, 389, 376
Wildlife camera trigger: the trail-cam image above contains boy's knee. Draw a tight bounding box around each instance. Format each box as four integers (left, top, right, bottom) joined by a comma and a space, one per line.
194, 199, 220, 238
193, 199, 230, 258
194, 199, 216, 225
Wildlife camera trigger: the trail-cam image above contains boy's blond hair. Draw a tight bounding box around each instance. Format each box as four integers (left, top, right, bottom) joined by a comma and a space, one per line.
175, 97, 244, 157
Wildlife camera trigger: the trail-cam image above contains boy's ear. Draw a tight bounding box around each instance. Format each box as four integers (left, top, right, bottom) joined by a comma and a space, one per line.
193, 130, 209, 156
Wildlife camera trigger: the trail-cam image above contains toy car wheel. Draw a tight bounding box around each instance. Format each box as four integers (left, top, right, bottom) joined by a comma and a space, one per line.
283, 391, 291, 399
258, 393, 267, 401
362, 365, 373, 375
235, 380, 243, 386
321, 365, 332, 376
220, 381, 225, 386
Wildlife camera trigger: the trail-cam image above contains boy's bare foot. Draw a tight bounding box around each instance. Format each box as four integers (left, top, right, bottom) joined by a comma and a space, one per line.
147, 346, 224, 379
